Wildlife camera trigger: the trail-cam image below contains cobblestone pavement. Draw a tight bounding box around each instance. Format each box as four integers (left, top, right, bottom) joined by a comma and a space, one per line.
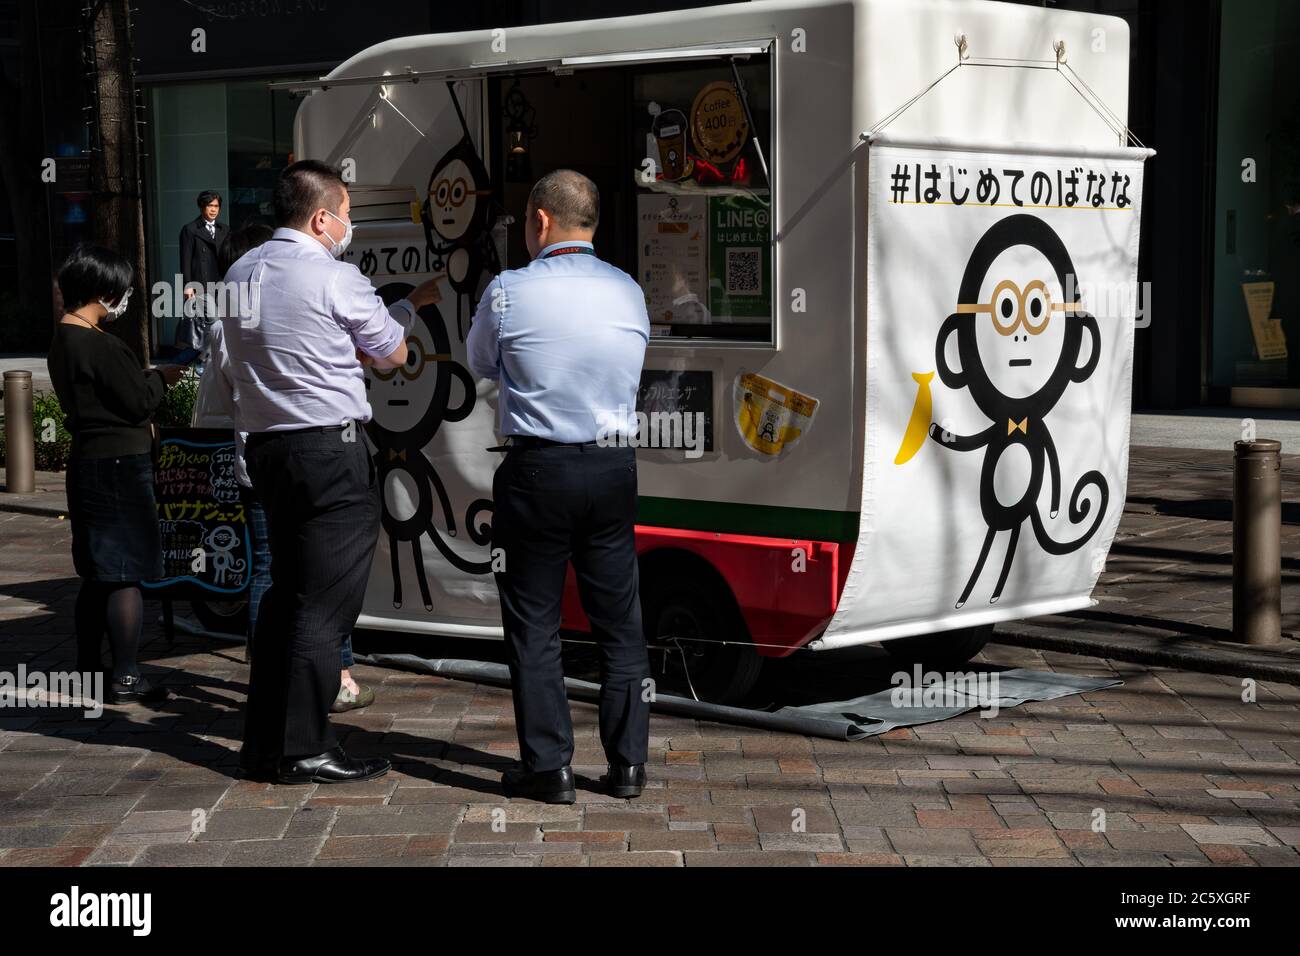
1, 447, 1298, 866
1006, 447, 1300, 645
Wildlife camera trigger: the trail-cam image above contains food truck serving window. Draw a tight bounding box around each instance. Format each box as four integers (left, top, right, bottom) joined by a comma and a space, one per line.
492, 47, 774, 344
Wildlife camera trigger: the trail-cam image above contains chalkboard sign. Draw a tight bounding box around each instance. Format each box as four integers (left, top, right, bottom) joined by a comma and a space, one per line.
636, 369, 714, 452
141, 428, 251, 599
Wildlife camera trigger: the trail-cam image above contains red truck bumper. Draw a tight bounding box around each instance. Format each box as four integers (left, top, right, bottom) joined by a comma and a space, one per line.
560, 525, 853, 658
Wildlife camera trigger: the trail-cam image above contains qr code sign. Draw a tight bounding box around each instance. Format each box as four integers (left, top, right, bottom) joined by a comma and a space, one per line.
725, 247, 761, 296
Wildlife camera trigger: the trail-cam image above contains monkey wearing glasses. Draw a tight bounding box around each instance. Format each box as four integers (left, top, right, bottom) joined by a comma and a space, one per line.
422, 82, 502, 342
365, 282, 493, 611
927, 214, 1108, 609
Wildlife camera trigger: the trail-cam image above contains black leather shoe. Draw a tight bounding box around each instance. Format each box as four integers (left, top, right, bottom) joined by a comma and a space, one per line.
106, 674, 168, 705
502, 765, 576, 804
276, 747, 391, 785
602, 764, 646, 798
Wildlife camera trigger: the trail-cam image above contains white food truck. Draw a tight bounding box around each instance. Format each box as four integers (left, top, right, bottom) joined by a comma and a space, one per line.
278, 0, 1150, 702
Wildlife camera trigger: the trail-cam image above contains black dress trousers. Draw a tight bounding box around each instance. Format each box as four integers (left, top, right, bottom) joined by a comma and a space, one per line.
491, 442, 651, 773
241, 428, 379, 759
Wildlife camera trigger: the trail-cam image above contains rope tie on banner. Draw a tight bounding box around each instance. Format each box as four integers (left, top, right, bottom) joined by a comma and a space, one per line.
865, 34, 1146, 149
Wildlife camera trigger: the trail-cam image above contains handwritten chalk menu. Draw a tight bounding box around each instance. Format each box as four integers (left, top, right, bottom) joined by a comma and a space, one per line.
636, 369, 714, 453
142, 428, 250, 598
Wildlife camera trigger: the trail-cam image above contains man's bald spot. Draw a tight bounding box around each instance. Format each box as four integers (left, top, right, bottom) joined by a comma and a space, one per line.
527, 169, 600, 232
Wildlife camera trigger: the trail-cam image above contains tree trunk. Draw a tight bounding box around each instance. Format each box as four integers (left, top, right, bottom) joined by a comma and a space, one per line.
0, 0, 54, 349
87, 0, 150, 363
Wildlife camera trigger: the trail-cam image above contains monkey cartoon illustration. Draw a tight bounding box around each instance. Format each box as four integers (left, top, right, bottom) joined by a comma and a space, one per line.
203, 524, 246, 587
916, 214, 1109, 609
421, 82, 501, 342
365, 282, 493, 610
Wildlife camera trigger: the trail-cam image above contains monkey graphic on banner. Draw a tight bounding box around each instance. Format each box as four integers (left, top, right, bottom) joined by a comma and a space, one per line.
420, 81, 501, 342
896, 214, 1108, 609
365, 282, 493, 611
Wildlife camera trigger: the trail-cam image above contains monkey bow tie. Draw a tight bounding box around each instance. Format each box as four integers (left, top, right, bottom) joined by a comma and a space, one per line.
1007, 418, 1028, 435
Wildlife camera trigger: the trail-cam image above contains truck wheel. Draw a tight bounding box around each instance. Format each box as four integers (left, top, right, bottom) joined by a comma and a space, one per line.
640, 574, 762, 706
882, 625, 993, 673
189, 599, 249, 636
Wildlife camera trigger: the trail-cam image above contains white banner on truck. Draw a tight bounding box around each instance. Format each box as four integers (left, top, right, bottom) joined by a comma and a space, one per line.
822, 139, 1150, 647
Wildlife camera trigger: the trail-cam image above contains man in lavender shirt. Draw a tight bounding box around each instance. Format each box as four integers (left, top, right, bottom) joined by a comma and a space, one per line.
222, 160, 441, 785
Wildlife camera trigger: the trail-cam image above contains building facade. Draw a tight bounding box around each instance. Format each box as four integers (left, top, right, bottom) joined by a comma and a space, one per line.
3, 0, 1295, 408
1023, 0, 1297, 409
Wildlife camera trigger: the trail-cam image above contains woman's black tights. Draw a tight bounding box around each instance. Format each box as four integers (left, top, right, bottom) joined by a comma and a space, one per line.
75, 580, 143, 681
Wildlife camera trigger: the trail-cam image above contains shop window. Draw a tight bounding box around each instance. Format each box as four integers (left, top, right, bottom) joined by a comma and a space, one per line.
1210, 2, 1300, 392
146, 79, 301, 347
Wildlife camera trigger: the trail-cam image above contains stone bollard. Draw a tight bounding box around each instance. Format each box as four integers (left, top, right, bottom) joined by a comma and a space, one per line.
1232, 439, 1282, 645
3, 370, 36, 494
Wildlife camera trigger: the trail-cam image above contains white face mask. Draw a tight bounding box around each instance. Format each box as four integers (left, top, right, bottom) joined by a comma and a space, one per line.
324, 209, 353, 259
99, 287, 131, 320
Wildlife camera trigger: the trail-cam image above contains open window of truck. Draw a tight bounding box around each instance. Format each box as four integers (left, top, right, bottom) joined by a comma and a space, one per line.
479, 40, 776, 345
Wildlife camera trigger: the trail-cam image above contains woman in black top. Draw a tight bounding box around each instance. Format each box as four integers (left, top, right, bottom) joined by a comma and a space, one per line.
47, 245, 184, 704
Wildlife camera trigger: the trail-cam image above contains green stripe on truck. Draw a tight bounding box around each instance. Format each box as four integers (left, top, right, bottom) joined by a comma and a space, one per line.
635, 496, 860, 542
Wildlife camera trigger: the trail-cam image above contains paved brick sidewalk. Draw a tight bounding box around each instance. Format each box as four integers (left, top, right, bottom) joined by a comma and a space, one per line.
1, 448, 1299, 866
996, 447, 1300, 676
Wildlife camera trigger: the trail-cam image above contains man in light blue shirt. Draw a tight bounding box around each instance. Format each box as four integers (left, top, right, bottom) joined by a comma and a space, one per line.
225, 160, 440, 787
467, 169, 651, 804
466, 214, 648, 442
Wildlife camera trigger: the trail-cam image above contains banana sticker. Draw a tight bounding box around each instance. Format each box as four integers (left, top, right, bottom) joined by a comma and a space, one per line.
734, 371, 819, 456
894, 371, 935, 465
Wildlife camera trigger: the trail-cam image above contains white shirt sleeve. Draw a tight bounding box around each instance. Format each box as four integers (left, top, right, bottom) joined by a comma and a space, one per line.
466, 275, 503, 382
192, 322, 236, 427
388, 297, 419, 334
332, 263, 407, 359
212, 327, 236, 420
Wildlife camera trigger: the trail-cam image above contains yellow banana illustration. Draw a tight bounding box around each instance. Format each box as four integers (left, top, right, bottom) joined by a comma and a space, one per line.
893, 371, 935, 465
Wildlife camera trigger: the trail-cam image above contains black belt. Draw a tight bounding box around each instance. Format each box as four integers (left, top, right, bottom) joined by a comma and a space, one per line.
247, 421, 353, 444
501, 436, 599, 450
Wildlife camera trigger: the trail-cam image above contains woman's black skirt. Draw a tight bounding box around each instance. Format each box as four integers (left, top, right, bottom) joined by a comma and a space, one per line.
66, 453, 165, 582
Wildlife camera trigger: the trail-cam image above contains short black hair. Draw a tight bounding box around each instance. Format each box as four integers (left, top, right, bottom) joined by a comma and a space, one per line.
197, 190, 222, 210
273, 160, 347, 228
219, 221, 274, 275
57, 244, 134, 310
527, 169, 599, 231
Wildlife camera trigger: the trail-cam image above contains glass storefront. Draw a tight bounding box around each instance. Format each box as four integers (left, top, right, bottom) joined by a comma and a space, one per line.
128, 4, 1297, 405
146, 79, 300, 345
1210, 0, 1300, 399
